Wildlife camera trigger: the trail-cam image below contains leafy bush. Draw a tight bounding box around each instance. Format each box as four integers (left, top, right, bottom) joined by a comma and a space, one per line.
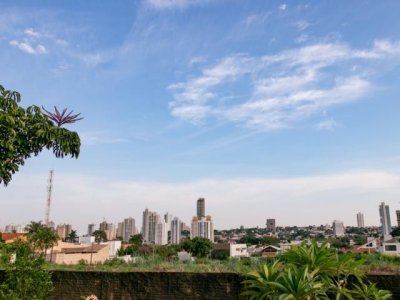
242, 241, 392, 299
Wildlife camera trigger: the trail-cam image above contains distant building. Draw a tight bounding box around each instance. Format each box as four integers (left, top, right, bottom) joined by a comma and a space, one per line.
155, 219, 167, 245
164, 213, 173, 233
191, 215, 214, 242
357, 212, 365, 228
332, 220, 345, 237
105, 223, 116, 240
4, 224, 26, 233
266, 219, 276, 232
197, 198, 205, 218
379, 202, 392, 241
142, 209, 160, 244
123, 217, 135, 242
117, 222, 124, 239
396, 210, 400, 227
171, 217, 181, 244
56, 224, 72, 240
87, 224, 95, 236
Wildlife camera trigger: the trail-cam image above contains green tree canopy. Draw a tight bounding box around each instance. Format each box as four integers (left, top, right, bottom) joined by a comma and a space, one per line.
181, 237, 213, 258
25, 221, 59, 256
92, 230, 107, 243
0, 84, 81, 185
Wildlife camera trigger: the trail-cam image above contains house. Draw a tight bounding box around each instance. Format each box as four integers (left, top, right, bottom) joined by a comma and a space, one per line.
0, 233, 27, 244
350, 239, 379, 254
212, 243, 249, 258
260, 245, 281, 257
47, 242, 109, 264
379, 237, 400, 256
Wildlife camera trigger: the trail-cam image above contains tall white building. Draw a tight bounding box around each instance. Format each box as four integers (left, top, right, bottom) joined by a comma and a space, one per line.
164, 212, 173, 233
171, 217, 181, 244
379, 202, 392, 241
332, 220, 345, 237
357, 212, 365, 228
123, 217, 136, 242
191, 215, 214, 242
155, 219, 167, 245
142, 209, 160, 244
87, 223, 95, 236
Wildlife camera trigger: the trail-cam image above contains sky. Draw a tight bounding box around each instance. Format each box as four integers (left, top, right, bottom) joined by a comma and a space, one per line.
1, 0, 400, 234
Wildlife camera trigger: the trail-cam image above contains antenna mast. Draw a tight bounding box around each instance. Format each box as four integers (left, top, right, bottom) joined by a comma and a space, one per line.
45, 170, 54, 226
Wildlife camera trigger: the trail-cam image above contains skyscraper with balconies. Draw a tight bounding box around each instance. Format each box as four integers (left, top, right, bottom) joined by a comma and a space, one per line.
357, 212, 365, 228
379, 202, 392, 241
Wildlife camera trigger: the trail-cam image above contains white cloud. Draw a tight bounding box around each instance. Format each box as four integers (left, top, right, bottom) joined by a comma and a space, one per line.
279, 4, 288, 11
294, 20, 310, 31
146, 0, 211, 9
168, 40, 400, 130
2, 170, 400, 231
80, 131, 127, 145
24, 27, 40, 37
9, 40, 47, 55
315, 119, 340, 131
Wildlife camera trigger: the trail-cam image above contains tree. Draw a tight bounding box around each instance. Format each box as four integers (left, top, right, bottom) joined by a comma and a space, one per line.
181, 237, 213, 258
92, 230, 107, 243
0, 241, 53, 299
129, 234, 143, 246
391, 227, 400, 237
25, 221, 59, 257
0, 84, 82, 185
66, 230, 78, 243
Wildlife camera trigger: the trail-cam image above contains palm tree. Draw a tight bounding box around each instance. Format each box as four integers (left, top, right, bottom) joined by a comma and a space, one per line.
25, 221, 59, 258
242, 241, 392, 299
67, 230, 78, 243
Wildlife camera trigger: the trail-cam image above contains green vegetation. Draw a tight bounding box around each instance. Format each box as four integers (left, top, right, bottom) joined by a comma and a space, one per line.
0, 84, 81, 185
0, 241, 53, 299
25, 221, 59, 257
92, 230, 107, 243
242, 242, 392, 299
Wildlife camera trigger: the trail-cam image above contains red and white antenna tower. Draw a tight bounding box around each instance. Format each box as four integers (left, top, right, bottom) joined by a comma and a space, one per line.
45, 170, 54, 226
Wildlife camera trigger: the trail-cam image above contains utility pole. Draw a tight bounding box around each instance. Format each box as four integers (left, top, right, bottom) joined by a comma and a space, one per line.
45, 170, 54, 226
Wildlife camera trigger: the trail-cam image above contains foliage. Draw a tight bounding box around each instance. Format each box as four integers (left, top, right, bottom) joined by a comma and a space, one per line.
66, 230, 78, 243
0, 84, 81, 185
129, 234, 143, 246
25, 221, 59, 257
391, 227, 400, 237
0, 241, 53, 299
181, 237, 213, 258
242, 241, 392, 299
92, 230, 107, 243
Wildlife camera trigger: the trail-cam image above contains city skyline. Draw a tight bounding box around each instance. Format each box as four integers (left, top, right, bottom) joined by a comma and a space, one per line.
1, 1, 400, 231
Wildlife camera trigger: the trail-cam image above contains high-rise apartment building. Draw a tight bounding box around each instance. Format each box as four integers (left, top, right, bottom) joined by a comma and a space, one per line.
117, 222, 124, 239
142, 209, 160, 244
266, 219, 276, 232
164, 213, 173, 233
56, 224, 72, 240
155, 219, 167, 245
396, 210, 400, 227
87, 223, 95, 236
356, 212, 365, 228
332, 220, 345, 236
379, 202, 392, 241
197, 198, 205, 218
191, 215, 214, 242
171, 217, 181, 244
123, 217, 136, 242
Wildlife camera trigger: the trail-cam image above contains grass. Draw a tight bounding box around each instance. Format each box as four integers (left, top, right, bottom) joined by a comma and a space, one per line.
45, 255, 271, 273
44, 252, 400, 274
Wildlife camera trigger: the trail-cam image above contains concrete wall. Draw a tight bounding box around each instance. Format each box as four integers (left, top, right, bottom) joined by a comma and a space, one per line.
1, 270, 400, 299
50, 271, 244, 300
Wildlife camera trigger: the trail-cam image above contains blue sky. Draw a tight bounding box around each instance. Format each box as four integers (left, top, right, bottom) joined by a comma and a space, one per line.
1, 0, 400, 233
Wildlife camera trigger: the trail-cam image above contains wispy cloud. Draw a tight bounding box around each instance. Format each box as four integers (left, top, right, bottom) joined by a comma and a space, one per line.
168, 40, 400, 130
145, 0, 214, 9
315, 119, 340, 131
279, 4, 288, 11
80, 131, 127, 146
9, 40, 47, 55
